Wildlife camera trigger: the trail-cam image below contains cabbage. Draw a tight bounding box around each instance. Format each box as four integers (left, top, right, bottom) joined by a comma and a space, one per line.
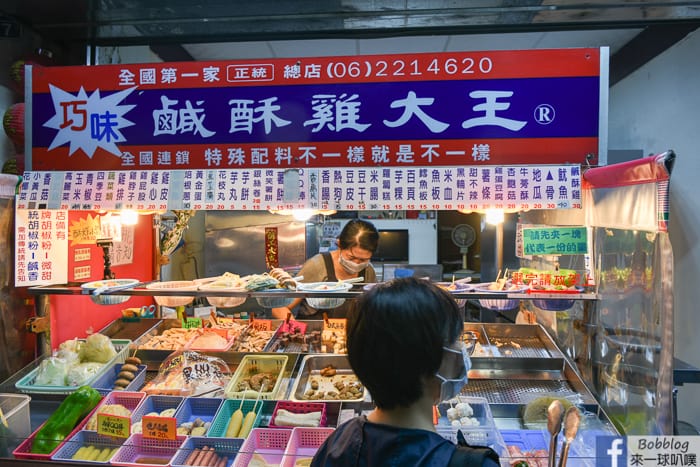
34, 357, 70, 386
79, 333, 117, 363
56, 348, 80, 367
58, 338, 80, 353
66, 362, 103, 386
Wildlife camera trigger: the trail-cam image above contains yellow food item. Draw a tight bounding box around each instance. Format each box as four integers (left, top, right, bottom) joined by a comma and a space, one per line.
85, 404, 132, 431
225, 409, 243, 437
295, 459, 313, 467
238, 410, 257, 438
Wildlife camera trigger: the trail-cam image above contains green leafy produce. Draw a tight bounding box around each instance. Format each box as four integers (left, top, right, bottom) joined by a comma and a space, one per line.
78, 333, 117, 364
30, 386, 101, 454
522, 395, 575, 427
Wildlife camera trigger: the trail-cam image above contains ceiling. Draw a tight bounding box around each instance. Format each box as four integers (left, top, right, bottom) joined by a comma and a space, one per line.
2, 1, 700, 84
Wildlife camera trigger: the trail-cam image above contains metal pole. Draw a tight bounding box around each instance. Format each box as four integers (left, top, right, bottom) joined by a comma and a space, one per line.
495, 222, 503, 275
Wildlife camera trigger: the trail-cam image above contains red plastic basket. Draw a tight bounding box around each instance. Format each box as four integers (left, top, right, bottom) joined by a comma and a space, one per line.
269, 401, 327, 428
233, 428, 292, 467
110, 433, 186, 467
281, 427, 335, 467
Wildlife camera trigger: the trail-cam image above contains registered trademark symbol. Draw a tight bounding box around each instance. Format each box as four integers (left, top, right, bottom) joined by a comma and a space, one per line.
534, 104, 555, 125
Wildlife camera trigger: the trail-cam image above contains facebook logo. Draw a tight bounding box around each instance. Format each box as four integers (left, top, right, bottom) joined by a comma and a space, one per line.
597, 436, 627, 467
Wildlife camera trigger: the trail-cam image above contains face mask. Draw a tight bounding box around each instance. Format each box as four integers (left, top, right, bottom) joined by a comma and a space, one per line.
338, 252, 369, 274
435, 342, 472, 402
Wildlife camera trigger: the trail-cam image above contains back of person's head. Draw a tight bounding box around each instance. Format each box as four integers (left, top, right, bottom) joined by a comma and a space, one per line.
338, 219, 379, 253
347, 277, 463, 410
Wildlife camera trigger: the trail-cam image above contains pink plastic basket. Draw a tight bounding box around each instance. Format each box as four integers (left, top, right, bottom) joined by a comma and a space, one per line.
269, 401, 327, 428
233, 428, 292, 467
110, 433, 186, 467
83, 391, 146, 432
281, 427, 335, 467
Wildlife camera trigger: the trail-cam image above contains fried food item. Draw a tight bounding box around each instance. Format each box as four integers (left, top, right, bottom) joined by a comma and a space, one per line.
320, 365, 336, 377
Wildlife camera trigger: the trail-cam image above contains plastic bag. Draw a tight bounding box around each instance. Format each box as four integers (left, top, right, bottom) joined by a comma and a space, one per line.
34, 356, 70, 385
66, 362, 103, 386
79, 333, 117, 363
143, 350, 230, 396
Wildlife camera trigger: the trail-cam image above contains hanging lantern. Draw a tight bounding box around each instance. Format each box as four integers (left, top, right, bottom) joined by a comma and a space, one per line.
1, 154, 23, 175
9, 49, 53, 96
3, 103, 25, 151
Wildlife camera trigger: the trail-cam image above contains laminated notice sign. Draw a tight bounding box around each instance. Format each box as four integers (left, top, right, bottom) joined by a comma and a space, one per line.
15, 208, 68, 286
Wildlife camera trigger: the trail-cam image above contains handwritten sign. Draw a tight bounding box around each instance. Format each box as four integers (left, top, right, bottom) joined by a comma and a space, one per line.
67, 213, 102, 246
97, 413, 131, 438
142, 415, 177, 440
182, 317, 202, 329
522, 226, 588, 256
251, 319, 272, 331
324, 318, 347, 332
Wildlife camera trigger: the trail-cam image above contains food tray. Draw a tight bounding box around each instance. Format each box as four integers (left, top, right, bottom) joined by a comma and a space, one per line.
146, 280, 199, 307
185, 328, 237, 352
436, 396, 496, 430
172, 436, 244, 467
173, 397, 223, 436
269, 401, 327, 428
14, 338, 131, 394
265, 321, 323, 353
280, 427, 335, 467
231, 325, 281, 353
92, 363, 148, 394
434, 396, 505, 453
232, 428, 293, 467
110, 433, 186, 467
208, 399, 264, 438
225, 354, 288, 400
500, 430, 594, 466
290, 355, 366, 403
256, 288, 295, 308
480, 324, 557, 359
51, 429, 124, 463
83, 391, 147, 431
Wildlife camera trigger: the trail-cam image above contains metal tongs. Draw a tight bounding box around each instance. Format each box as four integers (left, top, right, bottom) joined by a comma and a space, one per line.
546, 400, 565, 467
557, 407, 582, 467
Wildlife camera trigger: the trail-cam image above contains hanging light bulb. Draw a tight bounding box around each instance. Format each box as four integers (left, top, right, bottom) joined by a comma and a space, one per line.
292, 209, 315, 221
484, 208, 505, 225
120, 209, 139, 225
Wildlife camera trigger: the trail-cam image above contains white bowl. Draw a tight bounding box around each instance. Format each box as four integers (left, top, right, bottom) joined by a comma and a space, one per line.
474, 282, 527, 311
81, 278, 139, 305
435, 281, 473, 308
146, 280, 198, 307
297, 282, 353, 309
198, 281, 247, 308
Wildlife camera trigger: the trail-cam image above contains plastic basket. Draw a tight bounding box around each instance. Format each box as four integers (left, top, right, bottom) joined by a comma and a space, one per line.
84, 391, 147, 431
474, 283, 527, 311
173, 397, 223, 436
146, 281, 198, 307
81, 279, 140, 306
269, 401, 327, 428
225, 354, 288, 400
15, 339, 131, 394
435, 281, 473, 308
256, 289, 295, 308
131, 395, 184, 423
530, 287, 584, 311
500, 429, 594, 466
233, 428, 293, 467
297, 282, 352, 309
280, 427, 335, 467
208, 399, 264, 438
110, 433, 186, 467
51, 430, 124, 463
199, 281, 247, 308
172, 436, 244, 467
92, 363, 147, 395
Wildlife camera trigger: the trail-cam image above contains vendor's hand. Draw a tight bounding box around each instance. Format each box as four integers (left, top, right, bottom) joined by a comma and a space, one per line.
271, 307, 290, 319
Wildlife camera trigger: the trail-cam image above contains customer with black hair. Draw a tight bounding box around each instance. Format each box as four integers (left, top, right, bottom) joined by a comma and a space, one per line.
311, 277, 500, 466
272, 219, 379, 320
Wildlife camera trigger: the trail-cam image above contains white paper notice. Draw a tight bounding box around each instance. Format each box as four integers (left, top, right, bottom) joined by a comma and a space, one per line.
15, 208, 68, 286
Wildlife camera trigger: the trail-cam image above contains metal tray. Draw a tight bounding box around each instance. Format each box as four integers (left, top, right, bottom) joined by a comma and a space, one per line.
289, 355, 368, 403
230, 320, 282, 352
480, 324, 563, 358
99, 318, 163, 341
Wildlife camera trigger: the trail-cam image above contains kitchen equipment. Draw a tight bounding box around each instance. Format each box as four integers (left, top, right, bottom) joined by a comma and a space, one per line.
546, 399, 565, 467
557, 407, 582, 467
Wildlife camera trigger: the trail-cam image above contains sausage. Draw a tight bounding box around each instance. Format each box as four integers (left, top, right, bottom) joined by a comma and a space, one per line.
216, 456, 228, 467
199, 448, 217, 466
183, 447, 200, 465
191, 446, 209, 466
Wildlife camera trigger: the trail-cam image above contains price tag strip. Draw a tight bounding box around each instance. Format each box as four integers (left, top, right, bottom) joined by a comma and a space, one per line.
142, 415, 177, 441
97, 413, 131, 439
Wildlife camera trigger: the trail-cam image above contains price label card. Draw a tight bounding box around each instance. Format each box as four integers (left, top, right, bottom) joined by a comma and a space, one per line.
251, 319, 272, 331
182, 317, 202, 329
324, 318, 346, 332
142, 416, 177, 440
97, 414, 131, 438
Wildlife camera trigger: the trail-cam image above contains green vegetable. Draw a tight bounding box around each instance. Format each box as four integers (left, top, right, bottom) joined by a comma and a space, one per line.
30, 385, 101, 454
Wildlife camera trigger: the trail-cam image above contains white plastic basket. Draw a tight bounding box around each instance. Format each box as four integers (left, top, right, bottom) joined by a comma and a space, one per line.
146, 281, 198, 307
